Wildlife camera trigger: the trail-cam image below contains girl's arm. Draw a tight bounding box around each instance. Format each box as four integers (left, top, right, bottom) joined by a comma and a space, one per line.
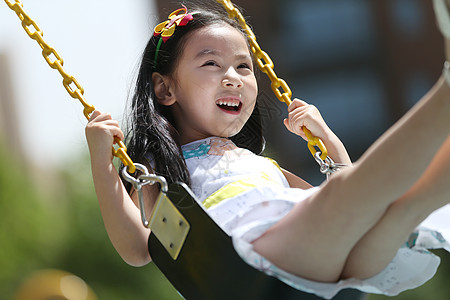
281, 168, 313, 189
85, 110, 156, 266
283, 98, 352, 165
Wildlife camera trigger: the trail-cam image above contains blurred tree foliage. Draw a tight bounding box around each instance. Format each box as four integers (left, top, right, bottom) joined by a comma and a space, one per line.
0, 145, 179, 300
1, 143, 449, 299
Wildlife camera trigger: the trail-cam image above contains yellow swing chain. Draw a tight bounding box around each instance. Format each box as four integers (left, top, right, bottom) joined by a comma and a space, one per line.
4, 0, 327, 171
4, 0, 136, 173
217, 0, 328, 160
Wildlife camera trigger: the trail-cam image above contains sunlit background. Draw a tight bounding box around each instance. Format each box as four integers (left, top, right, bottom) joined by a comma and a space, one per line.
1, 0, 448, 299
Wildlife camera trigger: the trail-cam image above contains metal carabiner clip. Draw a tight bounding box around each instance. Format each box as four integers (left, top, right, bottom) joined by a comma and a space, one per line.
313, 152, 349, 179
122, 163, 168, 227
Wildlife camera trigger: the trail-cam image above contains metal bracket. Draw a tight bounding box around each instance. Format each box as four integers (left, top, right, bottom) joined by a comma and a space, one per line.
122, 163, 190, 260
148, 191, 190, 260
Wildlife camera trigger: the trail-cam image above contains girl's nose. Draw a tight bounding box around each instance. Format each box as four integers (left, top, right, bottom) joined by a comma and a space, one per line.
222, 68, 243, 88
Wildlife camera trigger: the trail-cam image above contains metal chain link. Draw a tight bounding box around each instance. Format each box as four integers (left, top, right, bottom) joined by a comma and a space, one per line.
217, 0, 330, 162
4, 0, 136, 173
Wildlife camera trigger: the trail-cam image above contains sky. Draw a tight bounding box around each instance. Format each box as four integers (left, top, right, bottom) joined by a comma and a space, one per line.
0, 0, 155, 168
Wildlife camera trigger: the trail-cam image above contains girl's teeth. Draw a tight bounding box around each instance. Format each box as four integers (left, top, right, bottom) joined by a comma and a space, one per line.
219, 102, 237, 106
216, 99, 240, 108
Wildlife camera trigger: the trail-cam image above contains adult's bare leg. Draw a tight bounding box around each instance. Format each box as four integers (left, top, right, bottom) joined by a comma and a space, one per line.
252, 78, 450, 282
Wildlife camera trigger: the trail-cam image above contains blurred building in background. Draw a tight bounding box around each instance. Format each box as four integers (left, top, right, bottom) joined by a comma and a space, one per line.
0, 51, 24, 161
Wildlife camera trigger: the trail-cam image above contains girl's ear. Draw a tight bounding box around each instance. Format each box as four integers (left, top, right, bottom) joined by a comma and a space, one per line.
152, 72, 176, 106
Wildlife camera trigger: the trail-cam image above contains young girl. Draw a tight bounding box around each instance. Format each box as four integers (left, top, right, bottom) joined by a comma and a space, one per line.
85, 2, 450, 299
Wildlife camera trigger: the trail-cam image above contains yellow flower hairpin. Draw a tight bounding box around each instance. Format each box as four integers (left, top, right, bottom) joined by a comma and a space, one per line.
153, 5, 193, 68
154, 6, 194, 42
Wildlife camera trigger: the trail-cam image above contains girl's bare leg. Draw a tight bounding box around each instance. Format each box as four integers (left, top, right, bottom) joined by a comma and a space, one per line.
341, 135, 450, 279
252, 78, 450, 282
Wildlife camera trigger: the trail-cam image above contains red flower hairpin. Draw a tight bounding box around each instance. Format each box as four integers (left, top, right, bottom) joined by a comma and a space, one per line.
153, 5, 193, 69
153, 5, 194, 43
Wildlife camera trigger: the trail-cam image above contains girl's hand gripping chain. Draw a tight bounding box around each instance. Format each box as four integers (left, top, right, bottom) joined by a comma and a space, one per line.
283, 99, 330, 142
283, 99, 352, 166
85, 110, 125, 164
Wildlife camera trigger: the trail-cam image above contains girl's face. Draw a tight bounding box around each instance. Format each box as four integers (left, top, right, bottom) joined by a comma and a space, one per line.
167, 23, 258, 145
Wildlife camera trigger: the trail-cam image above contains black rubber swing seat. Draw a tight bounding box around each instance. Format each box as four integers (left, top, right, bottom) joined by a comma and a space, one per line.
148, 182, 367, 300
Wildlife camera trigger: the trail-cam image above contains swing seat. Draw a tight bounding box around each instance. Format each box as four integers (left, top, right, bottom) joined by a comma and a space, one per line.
148, 182, 367, 300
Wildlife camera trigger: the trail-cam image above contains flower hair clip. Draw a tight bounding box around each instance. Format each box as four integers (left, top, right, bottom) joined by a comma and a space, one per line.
153, 5, 194, 68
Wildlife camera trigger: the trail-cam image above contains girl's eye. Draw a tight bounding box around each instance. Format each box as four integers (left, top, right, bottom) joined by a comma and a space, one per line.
202, 61, 218, 67
238, 63, 252, 70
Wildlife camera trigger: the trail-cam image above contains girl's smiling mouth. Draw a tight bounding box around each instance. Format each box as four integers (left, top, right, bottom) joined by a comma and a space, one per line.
215, 97, 242, 114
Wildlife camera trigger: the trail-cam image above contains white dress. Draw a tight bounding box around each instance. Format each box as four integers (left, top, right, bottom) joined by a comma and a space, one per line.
181, 136, 450, 299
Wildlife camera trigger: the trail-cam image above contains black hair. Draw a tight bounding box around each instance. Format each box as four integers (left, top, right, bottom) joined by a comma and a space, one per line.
123, 2, 264, 190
